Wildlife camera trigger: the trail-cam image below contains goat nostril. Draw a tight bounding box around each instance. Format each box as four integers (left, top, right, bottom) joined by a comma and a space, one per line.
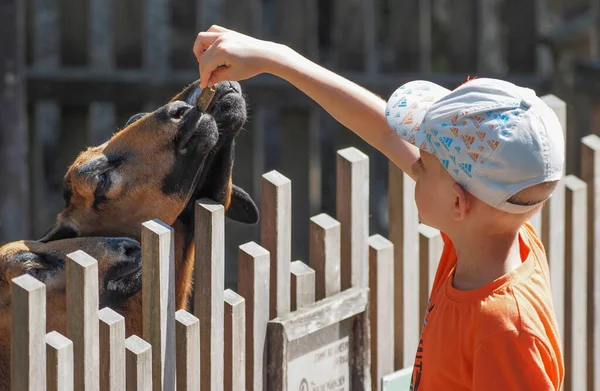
122, 241, 140, 257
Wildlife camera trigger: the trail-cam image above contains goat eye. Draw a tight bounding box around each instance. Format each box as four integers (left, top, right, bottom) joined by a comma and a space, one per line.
171, 106, 189, 120
97, 173, 110, 193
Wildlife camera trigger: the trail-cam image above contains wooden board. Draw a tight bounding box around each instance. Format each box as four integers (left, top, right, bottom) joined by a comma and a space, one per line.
266, 287, 371, 390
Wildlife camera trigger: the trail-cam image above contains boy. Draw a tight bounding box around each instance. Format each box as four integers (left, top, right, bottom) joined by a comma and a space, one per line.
194, 26, 565, 390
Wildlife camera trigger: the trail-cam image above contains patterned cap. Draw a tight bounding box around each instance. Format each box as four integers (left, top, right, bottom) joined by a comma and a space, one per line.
385, 78, 564, 214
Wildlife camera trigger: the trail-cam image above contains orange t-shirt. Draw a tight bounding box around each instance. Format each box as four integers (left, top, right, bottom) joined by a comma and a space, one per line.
409, 222, 564, 390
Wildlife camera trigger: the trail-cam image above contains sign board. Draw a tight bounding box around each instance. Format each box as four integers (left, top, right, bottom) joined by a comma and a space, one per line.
267, 287, 370, 391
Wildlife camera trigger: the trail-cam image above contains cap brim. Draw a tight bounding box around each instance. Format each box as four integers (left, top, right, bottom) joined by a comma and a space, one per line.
385, 80, 451, 152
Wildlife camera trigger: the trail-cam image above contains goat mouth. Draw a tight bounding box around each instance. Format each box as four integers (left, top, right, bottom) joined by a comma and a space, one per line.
103, 263, 142, 301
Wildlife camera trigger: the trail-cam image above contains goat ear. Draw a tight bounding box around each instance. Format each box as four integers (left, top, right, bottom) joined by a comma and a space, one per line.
226, 184, 259, 225
38, 224, 78, 243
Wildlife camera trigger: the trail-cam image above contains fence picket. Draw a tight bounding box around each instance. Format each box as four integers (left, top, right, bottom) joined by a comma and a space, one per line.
261, 170, 292, 319
141, 220, 176, 391
66, 250, 99, 391
581, 134, 600, 391
541, 95, 567, 349
418, 224, 443, 325
369, 234, 395, 391
310, 213, 341, 300
125, 336, 152, 391
238, 242, 270, 391
11, 275, 46, 391
337, 147, 370, 290
99, 308, 125, 391
46, 331, 74, 391
175, 310, 200, 391
564, 175, 588, 391
224, 289, 246, 391
194, 200, 225, 391
290, 260, 316, 311
388, 163, 420, 369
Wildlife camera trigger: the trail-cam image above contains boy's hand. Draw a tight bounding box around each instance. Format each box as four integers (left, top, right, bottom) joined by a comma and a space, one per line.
193, 25, 281, 88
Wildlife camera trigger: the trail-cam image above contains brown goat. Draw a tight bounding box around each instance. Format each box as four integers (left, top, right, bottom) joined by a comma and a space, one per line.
0, 237, 143, 390
38, 80, 258, 309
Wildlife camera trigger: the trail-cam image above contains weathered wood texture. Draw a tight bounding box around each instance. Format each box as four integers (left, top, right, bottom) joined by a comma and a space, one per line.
581, 134, 600, 391
369, 235, 394, 391
0, 0, 30, 243
99, 308, 125, 391
418, 225, 443, 324
224, 289, 246, 391
266, 287, 370, 391
11, 275, 46, 391
541, 95, 567, 349
194, 200, 225, 391
66, 250, 99, 391
310, 213, 341, 300
46, 331, 74, 391
175, 310, 200, 391
141, 220, 176, 391
564, 175, 588, 391
337, 147, 370, 291
238, 242, 270, 391
261, 170, 292, 319
125, 336, 152, 391
388, 164, 420, 369
290, 260, 316, 311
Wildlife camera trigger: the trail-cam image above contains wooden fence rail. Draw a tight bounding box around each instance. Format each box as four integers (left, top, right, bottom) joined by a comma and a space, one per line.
9, 95, 600, 391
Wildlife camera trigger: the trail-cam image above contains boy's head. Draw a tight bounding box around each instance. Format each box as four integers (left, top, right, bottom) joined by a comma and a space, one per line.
385, 78, 564, 233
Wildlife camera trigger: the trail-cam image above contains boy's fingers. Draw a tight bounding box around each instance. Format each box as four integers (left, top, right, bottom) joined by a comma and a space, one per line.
192, 32, 221, 58
206, 67, 231, 88
207, 25, 230, 33
198, 49, 227, 88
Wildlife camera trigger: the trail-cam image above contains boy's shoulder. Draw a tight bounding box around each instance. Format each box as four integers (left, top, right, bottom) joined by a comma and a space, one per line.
471, 222, 556, 342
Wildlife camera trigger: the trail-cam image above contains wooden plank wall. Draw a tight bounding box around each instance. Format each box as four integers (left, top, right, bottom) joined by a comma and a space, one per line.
0, 0, 30, 243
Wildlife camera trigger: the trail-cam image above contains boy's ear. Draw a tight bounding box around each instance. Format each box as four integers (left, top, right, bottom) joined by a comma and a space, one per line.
452, 183, 470, 221
226, 184, 259, 225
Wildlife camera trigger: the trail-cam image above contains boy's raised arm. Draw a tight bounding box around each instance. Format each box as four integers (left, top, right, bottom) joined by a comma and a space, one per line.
193, 25, 420, 178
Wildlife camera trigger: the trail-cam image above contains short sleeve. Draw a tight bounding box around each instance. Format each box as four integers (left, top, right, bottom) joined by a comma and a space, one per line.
472, 331, 563, 391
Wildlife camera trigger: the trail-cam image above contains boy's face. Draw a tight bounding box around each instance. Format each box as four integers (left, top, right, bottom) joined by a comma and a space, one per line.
411, 150, 457, 231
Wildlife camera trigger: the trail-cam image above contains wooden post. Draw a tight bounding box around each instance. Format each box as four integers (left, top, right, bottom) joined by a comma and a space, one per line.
30, 0, 61, 238
581, 134, 600, 391
141, 220, 176, 391
310, 213, 341, 300
194, 199, 225, 391
290, 260, 316, 311
388, 163, 420, 369
125, 336, 152, 391
175, 310, 200, 391
541, 94, 567, 348
66, 250, 99, 391
46, 331, 74, 391
11, 275, 46, 391
261, 170, 292, 319
88, 0, 115, 145
477, 0, 507, 74
224, 289, 246, 391
99, 308, 125, 391
418, 224, 443, 324
337, 147, 369, 290
369, 234, 394, 391
238, 242, 270, 391
0, 0, 30, 243
564, 175, 588, 391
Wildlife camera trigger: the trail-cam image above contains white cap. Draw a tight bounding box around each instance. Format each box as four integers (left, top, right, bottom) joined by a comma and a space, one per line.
385, 78, 564, 214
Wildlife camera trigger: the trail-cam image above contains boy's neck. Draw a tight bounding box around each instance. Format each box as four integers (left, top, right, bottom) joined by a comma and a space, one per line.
449, 227, 524, 291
